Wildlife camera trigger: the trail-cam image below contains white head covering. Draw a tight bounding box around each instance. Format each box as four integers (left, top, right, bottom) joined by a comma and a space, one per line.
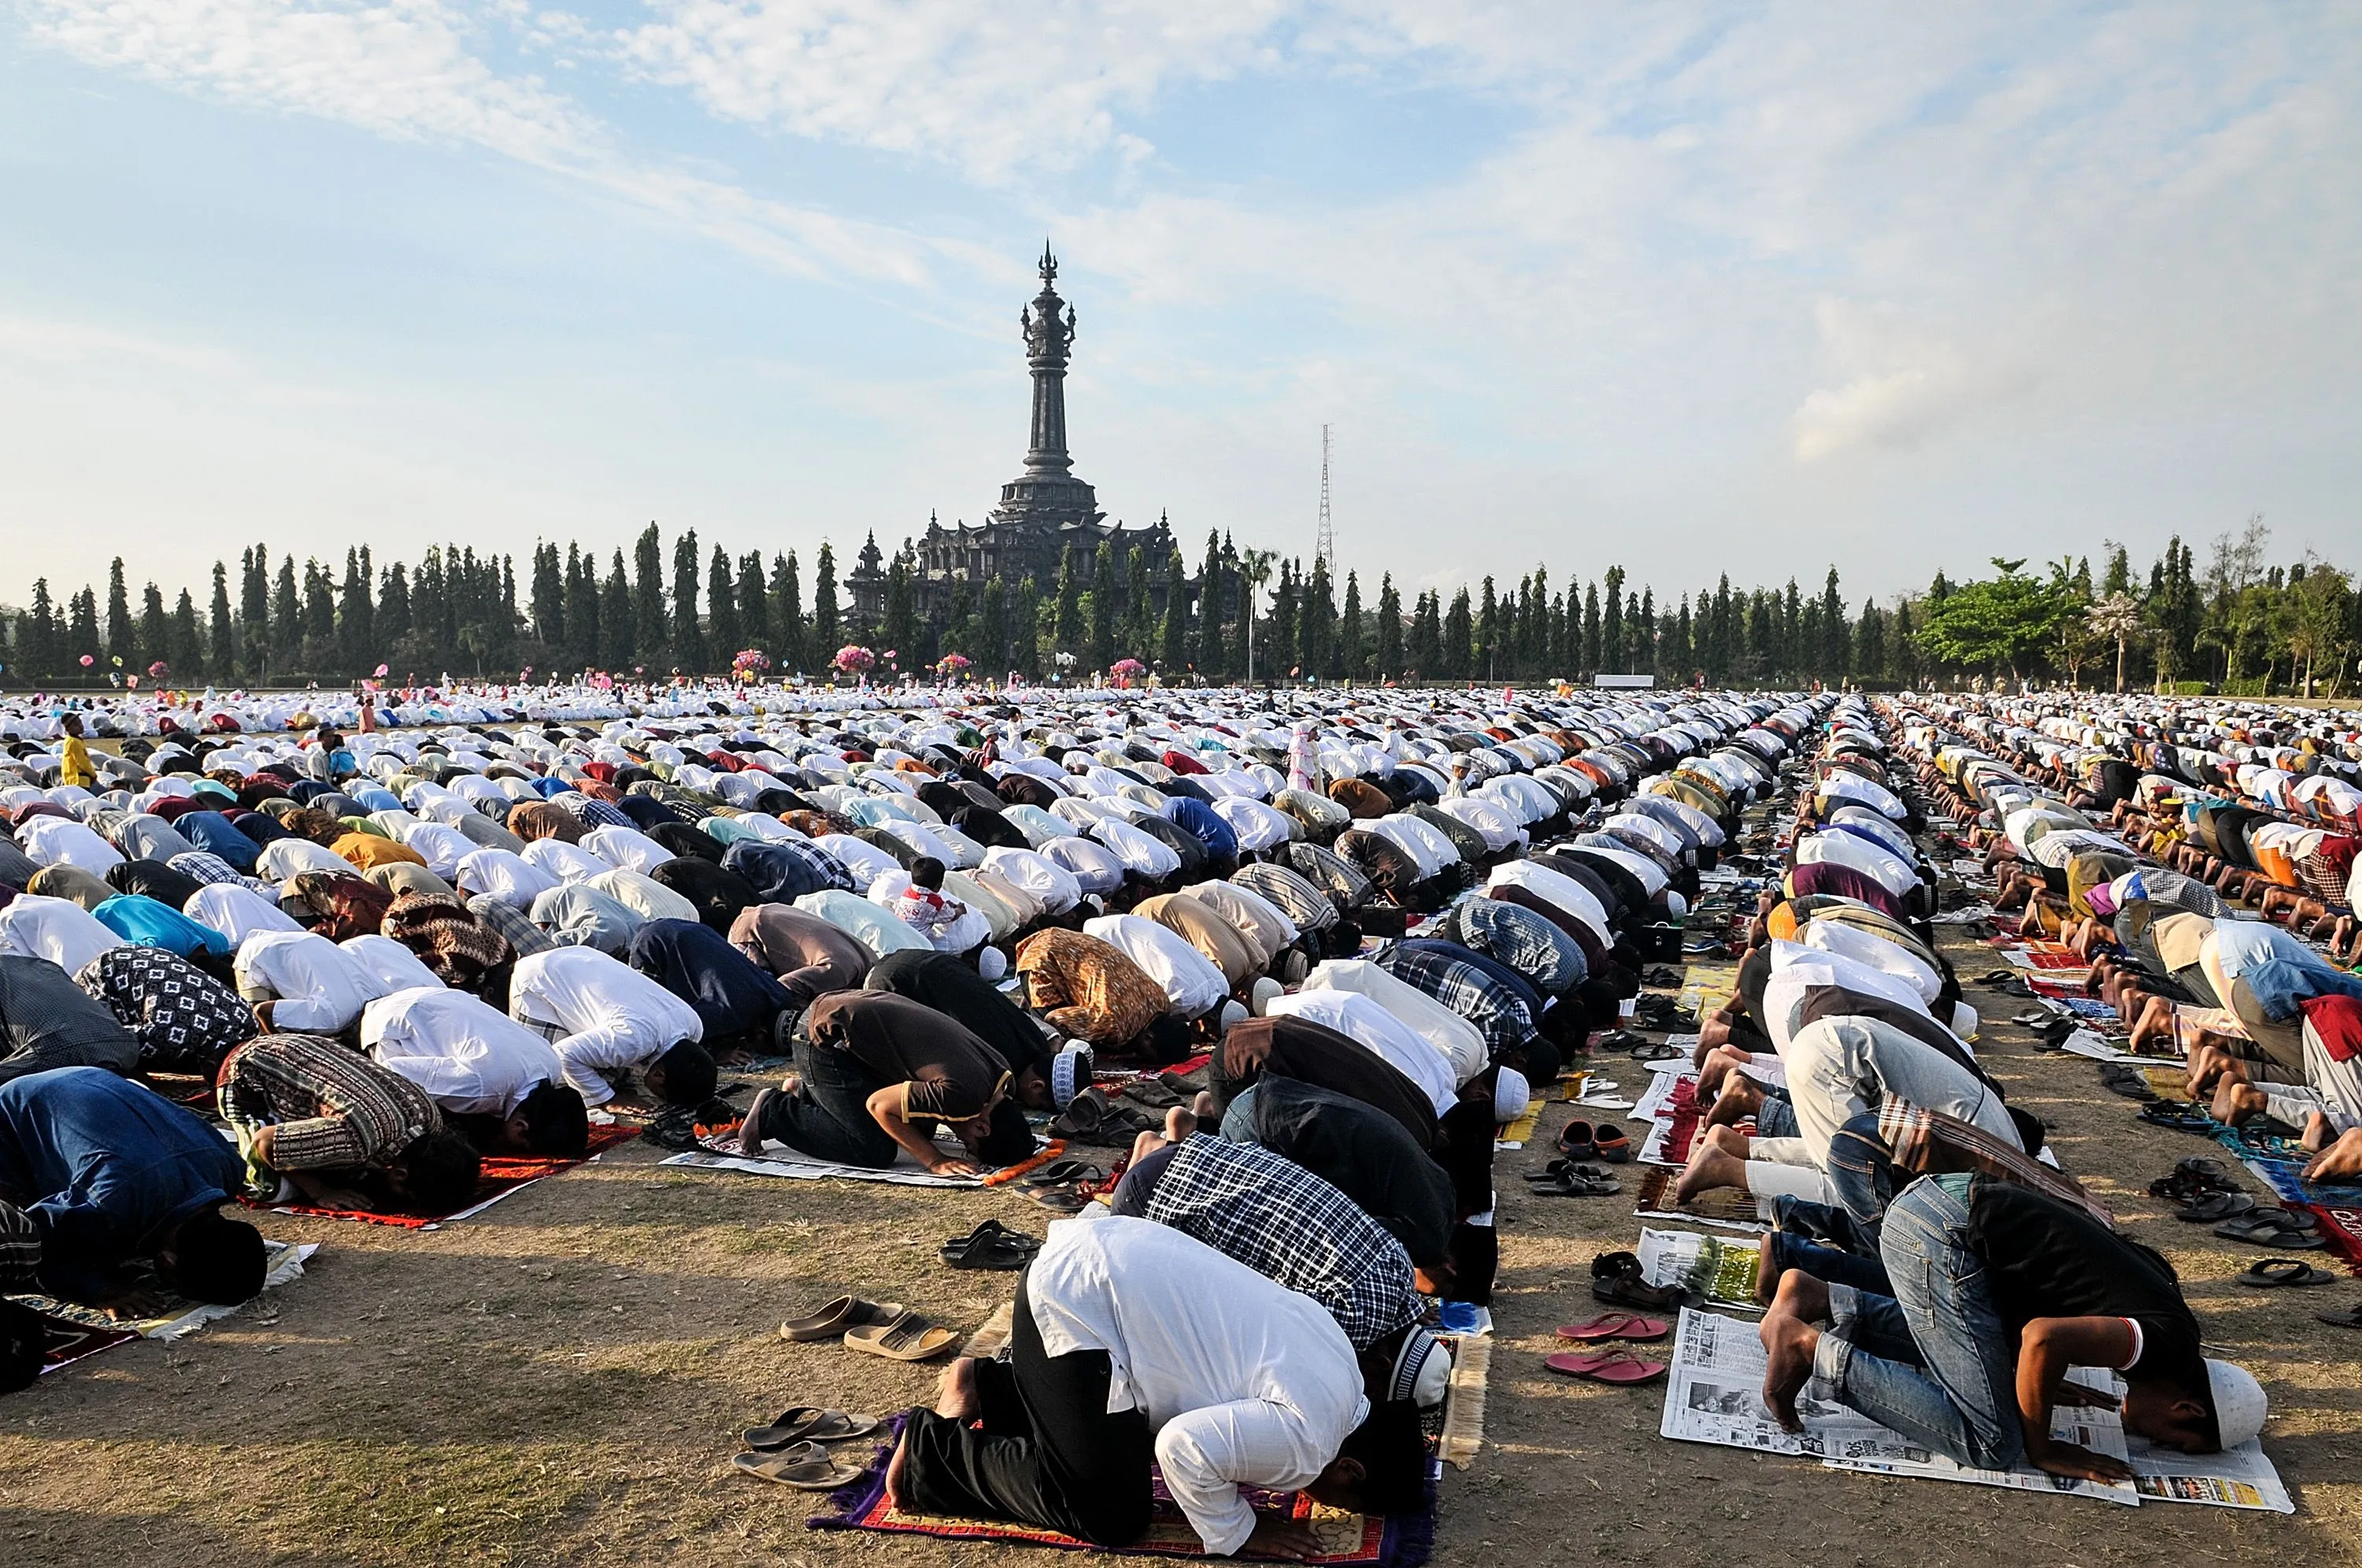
2208, 1359, 2268, 1448
1049, 1043, 1094, 1108
1492, 1067, 1532, 1124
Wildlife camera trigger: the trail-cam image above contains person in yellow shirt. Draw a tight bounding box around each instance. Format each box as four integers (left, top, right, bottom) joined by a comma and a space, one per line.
56, 714, 97, 791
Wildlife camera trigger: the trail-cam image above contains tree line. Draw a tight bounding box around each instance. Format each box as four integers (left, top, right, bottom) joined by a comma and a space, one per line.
3, 516, 2354, 694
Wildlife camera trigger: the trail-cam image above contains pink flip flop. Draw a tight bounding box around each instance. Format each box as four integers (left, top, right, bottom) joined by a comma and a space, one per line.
1544, 1348, 1668, 1385
1554, 1312, 1669, 1344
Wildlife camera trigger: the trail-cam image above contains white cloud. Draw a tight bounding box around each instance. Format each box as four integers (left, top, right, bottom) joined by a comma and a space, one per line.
1790, 300, 2034, 462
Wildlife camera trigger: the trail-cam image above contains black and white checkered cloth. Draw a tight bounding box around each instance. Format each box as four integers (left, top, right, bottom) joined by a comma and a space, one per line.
1143, 1135, 1418, 1349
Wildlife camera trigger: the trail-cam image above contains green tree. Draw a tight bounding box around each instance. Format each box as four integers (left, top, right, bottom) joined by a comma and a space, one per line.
810, 543, 840, 660
669, 529, 705, 672
706, 544, 739, 664
1914, 559, 2072, 682
1375, 573, 1403, 680
1159, 550, 1190, 675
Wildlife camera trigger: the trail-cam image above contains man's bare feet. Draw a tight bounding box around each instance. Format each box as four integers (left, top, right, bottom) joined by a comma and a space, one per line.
934, 1355, 980, 1419
1190, 1090, 1220, 1122
883, 1430, 913, 1511
1705, 1071, 1764, 1130
2210, 1078, 2267, 1126
2304, 1127, 2362, 1183
736, 1088, 773, 1156
1753, 1230, 1782, 1307
2127, 995, 2176, 1055
1696, 1043, 1753, 1096
1675, 1127, 1751, 1204
1165, 1105, 1197, 1141
1758, 1281, 1825, 1433
1127, 1128, 1169, 1169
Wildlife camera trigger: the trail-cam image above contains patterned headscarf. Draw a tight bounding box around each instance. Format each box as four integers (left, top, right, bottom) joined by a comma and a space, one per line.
383, 892, 513, 991
287, 871, 395, 941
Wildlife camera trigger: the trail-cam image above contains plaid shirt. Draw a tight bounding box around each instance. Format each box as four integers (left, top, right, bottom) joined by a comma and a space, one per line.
1228, 862, 1338, 932
1279, 841, 1373, 913
1441, 899, 1586, 997
1876, 1098, 2112, 1227
76, 945, 258, 1074
556, 794, 634, 830
218, 1033, 440, 1174
1375, 944, 1536, 1057
168, 850, 273, 894
1144, 1135, 1418, 1349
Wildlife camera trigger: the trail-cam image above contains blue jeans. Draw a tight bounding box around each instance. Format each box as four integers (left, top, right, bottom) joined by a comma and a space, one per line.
1754, 1089, 1798, 1139
1217, 1084, 1261, 1143
1814, 1173, 2025, 1471
1774, 1111, 1901, 1254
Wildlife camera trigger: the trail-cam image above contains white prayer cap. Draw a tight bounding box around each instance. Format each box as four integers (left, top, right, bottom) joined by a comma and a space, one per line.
2208, 1359, 2268, 1448
1217, 1000, 1248, 1034
977, 946, 1009, 981
1249, 976, 1284, 1016
1492, 1067, 1531, 1125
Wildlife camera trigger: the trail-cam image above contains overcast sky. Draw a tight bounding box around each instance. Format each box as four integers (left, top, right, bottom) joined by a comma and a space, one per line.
3, 2, 2356, 612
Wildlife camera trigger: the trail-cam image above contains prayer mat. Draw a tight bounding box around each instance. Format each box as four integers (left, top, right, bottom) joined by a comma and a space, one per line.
13, 1241, 319, 1370
2216, 1133, 2362, 1278
1638, 1075, 1704, 1167
809, 1417, 1435, 1564
260, 1124, 639, 1230
659, 1136, 1064, 1189
1494, 1097, 1546, 1150
1432, 1333, 1491, 1471
1634, 1167, 1766, 1233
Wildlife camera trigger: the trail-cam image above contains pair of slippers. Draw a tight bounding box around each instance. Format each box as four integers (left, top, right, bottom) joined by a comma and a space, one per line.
2099, 1063, 2159, 1102
2138, 1099, 2219, 1134
2238, 1258, 2338, 1289
1526, 1159, 1619, 1197
1050, 1087, 1157, 1145
1591, 1251, 1685, 1312
942, 1219, 1042, 1271
733, 1407, 880, 1489
2216, 1208, 2326, 1251
1021, 1159, 1105, 1214
1557, 1120, 1631, 1163
779, 1294, 961, 1361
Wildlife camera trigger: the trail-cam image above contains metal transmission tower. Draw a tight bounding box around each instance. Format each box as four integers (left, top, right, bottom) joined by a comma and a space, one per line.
1315, 423, 1335, 571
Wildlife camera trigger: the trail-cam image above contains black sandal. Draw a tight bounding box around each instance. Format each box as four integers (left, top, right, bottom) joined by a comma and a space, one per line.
941, 1219, 1042, 1270
1591, 1250, 1684, 1311
2238, 1258, 2335, 1288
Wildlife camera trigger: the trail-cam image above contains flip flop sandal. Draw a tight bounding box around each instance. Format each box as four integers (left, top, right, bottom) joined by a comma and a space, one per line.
1529, 1165, 1620, 1197
1557, 1121, 1598, 1159
732, 1445, 866, 1489
2171, 1192, 2255, 1223
1030, 1185, 1094, 1215
2138, 1100, 2217, 1133
1591, 1251, 1683, 1311
1542, 1348, 1668, 1385
843, 1313, 959, 1362
2099, 1066, 2159, 1102
1048, 1088, 1113, 1140
779, 1295, 905, 1343
1020, 1159, 1102, 1189
1591, 1126, 1632, 1163
1624, 1037, 1683, 1063
2316, 1304, 2362, 1329
2214, 1212, 2326, 1249
1975, 969, 2016, 986
1119, 1078, 1183, 1110
743, 1407, 881, 1448
2239, 1258, 2336, 1288
942, 1219, 1042, 1270
1555, 1312, 1669, 1343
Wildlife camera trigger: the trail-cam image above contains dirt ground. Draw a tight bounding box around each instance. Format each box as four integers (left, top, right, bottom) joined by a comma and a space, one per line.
4, 750, 2359, 1566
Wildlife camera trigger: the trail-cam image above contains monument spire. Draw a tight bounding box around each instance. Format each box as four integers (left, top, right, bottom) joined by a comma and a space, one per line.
1020, 241, 1077, 475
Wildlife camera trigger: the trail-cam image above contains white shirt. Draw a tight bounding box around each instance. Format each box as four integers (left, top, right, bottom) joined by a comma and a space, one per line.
1090, 818, 1183, 879
455, 848, 561, 910
13, 816, 124, 873
521, 839, 609, 884
584, 867, 701, 925
1083, 914, 1230, 1017
583, 824, 671, 875
1038, 835, 1127, 896
184, 883, 304, 947
1297, 959, 1487, 1083
340, 934, 447, 995
1485, 860, 1611, 943
791, 889, 932, 959
364, 986, 565, 1119
982, 847, 1083, 916
234, 928, 391, 1032
507, 947, 703, 1108
1798, 919, 1943, 1007
254, 838, 355, 883
1263, 988, 1460, 1115
398, 822, 478, 879
1796, 830, 1917, 897
1759, 940, 1944, 1052
0, 893, 128, 974
1027, 1215, 1367, 1557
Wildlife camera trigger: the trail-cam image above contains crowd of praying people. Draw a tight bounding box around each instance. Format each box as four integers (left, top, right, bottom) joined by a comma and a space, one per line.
0, 673, 2345, 1547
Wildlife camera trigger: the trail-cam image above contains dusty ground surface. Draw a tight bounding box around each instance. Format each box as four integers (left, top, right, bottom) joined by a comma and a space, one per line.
4, 774, 2359, 1566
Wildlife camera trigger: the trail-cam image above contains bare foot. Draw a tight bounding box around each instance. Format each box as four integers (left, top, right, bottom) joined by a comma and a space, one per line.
1675, 1138, 1749, 1204
737, 1087, 773, 1156
2210, 1078, 2266, 1126
934, 1356, 980, 1420
1165, 1105, 1198, 1142
1705, 1072, 1764, 1130
1127, 1128, 1169, 1169
1753, 1231, 1781, 1306
883, 1429, 913, 1511
1190, 1090, 1219, 1121
1758, 1306, 1822, 1433
2127, 996, 2175, 1055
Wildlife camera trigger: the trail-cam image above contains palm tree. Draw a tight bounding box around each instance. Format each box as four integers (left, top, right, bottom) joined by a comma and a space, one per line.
2086, 593, 2145, 693
1238, 549, 1276, 685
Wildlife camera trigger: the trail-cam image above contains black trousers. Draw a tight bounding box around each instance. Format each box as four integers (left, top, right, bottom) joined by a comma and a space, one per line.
901, 1276, 1155, 1546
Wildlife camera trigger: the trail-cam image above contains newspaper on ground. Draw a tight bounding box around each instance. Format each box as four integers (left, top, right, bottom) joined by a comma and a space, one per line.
1637, 1227, 1761, 1312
